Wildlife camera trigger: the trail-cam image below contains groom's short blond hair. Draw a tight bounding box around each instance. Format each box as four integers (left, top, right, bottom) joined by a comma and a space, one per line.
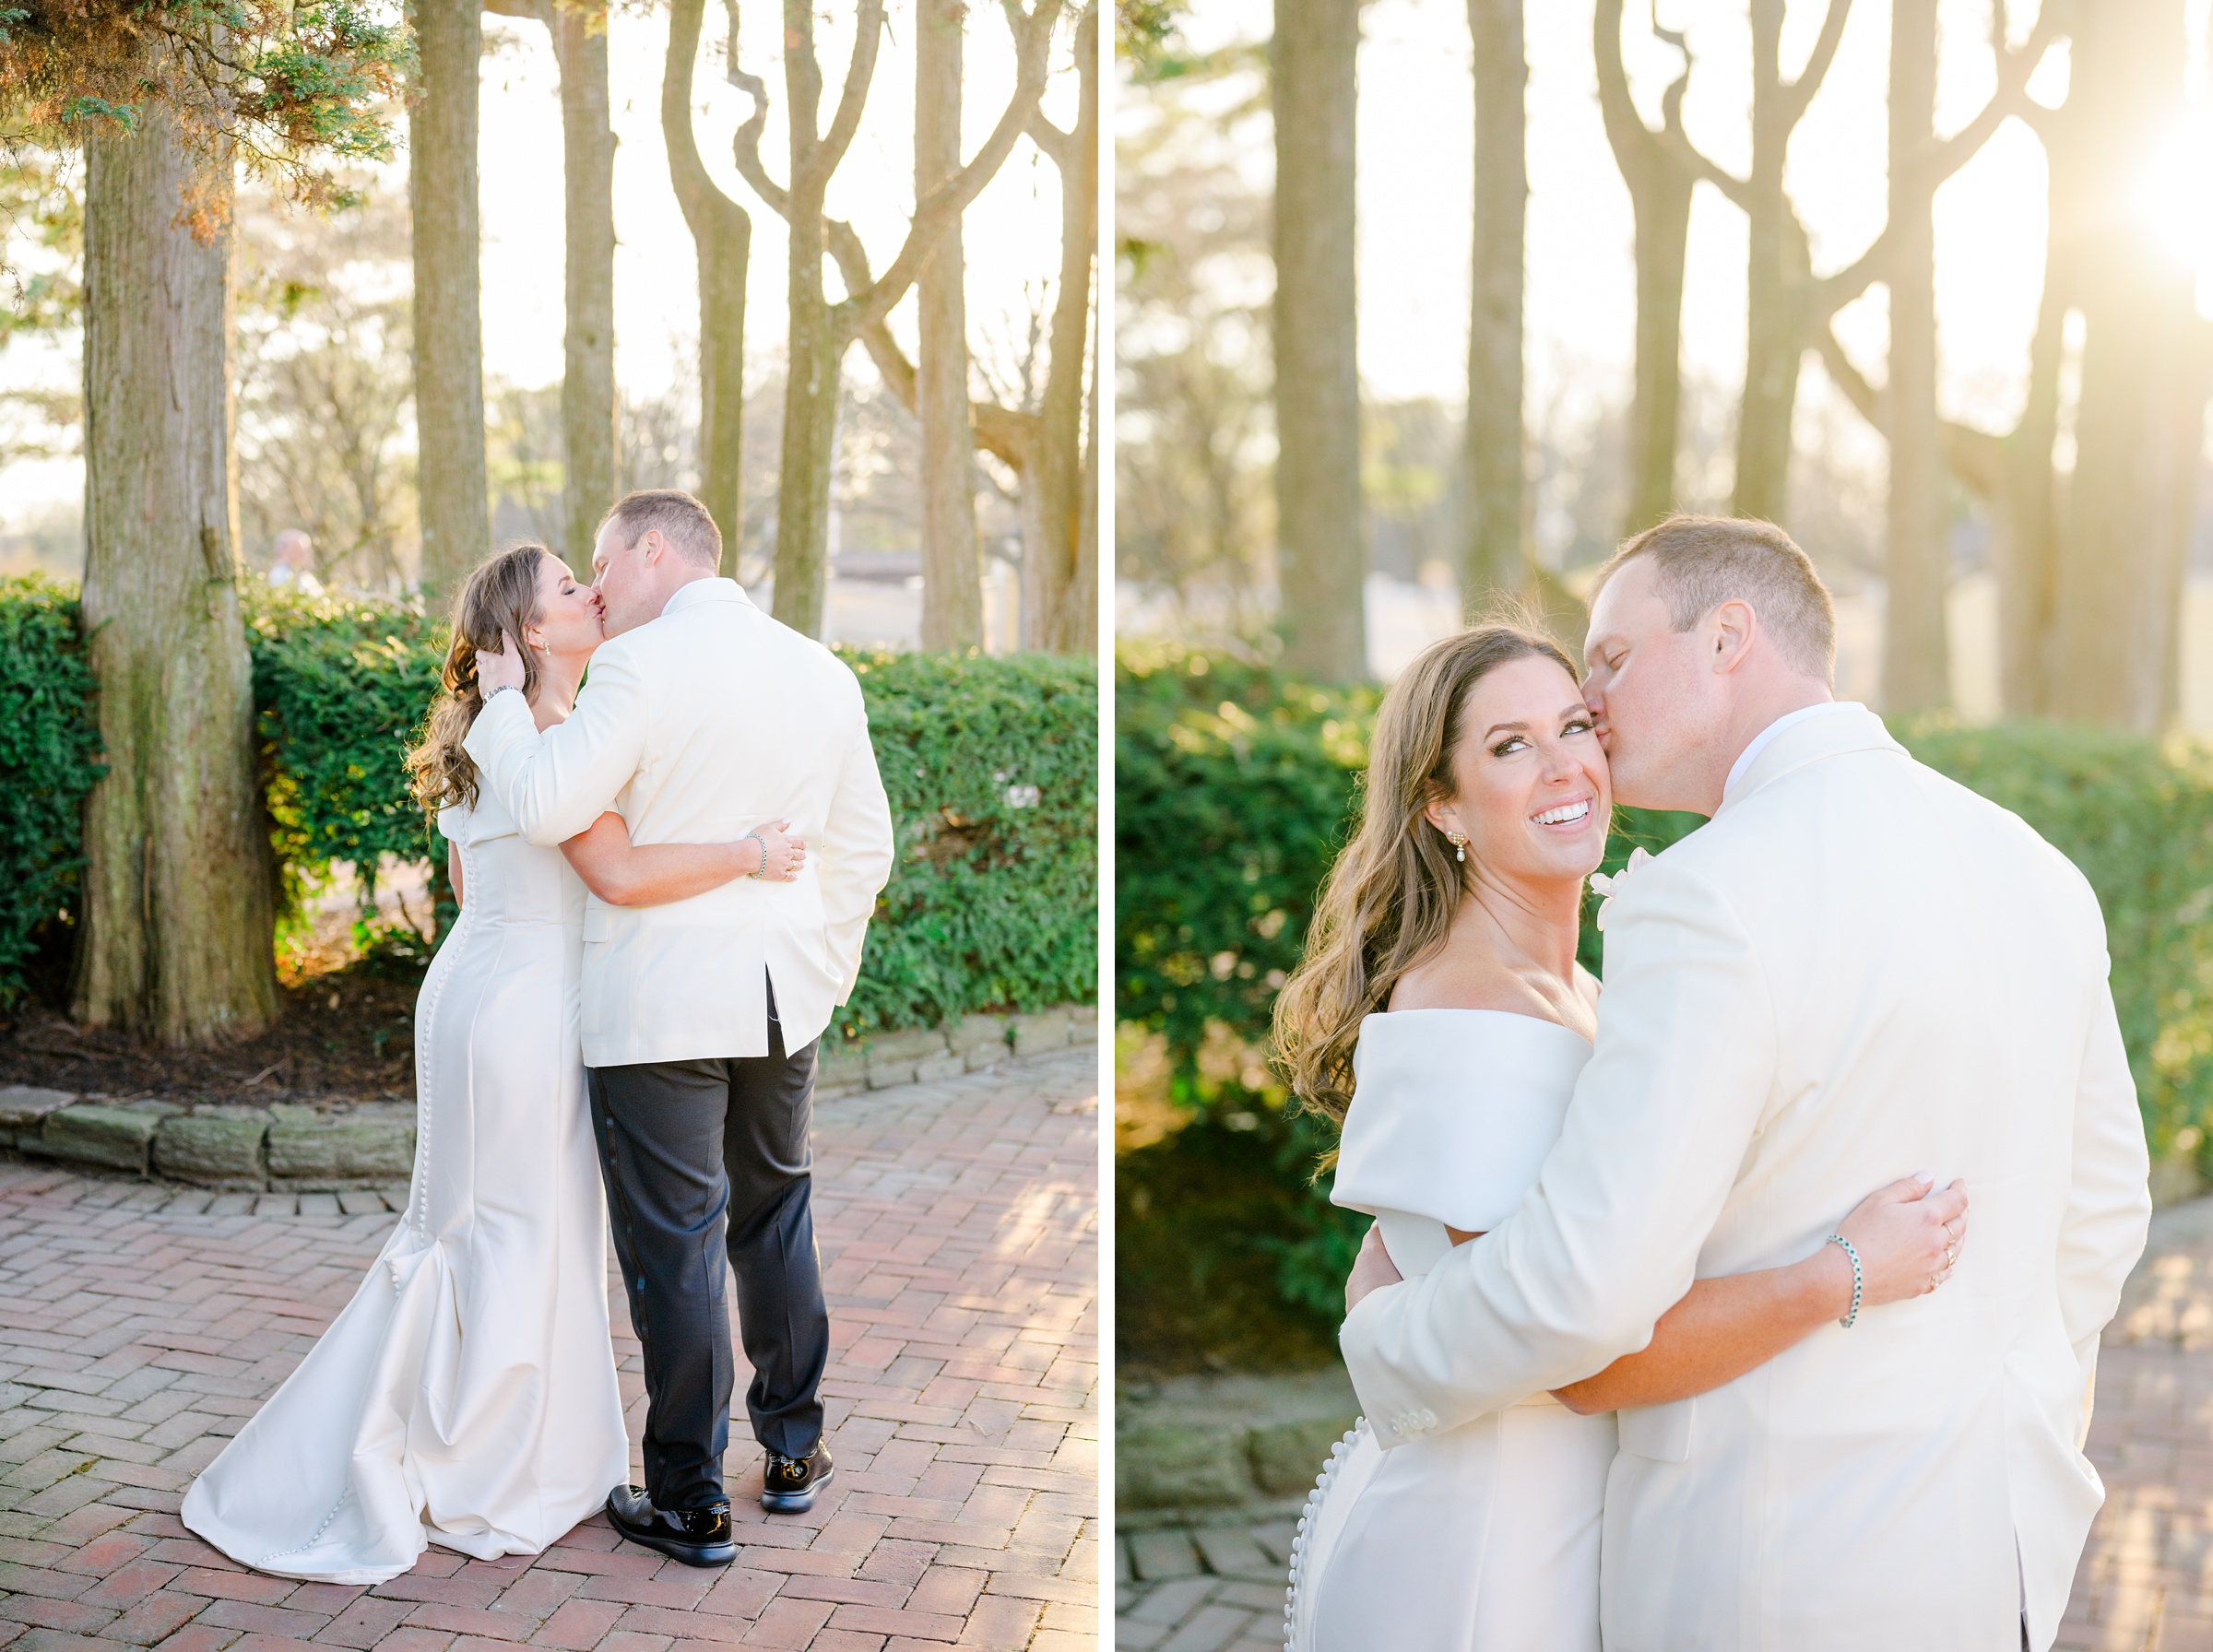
1592, 515, 1836, 682
601, 490, 723, 569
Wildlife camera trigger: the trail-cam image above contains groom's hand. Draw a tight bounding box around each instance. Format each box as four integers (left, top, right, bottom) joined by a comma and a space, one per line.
1345, 1222, 1403, 1315
477, 631, 527, 697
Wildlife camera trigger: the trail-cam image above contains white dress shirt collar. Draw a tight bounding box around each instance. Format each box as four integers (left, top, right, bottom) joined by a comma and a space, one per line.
1722, 701, 1860, 803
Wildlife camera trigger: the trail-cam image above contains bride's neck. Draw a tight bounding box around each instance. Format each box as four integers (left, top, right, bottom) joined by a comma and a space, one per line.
1462, 867, 1586, 985
527, 651, 588, 730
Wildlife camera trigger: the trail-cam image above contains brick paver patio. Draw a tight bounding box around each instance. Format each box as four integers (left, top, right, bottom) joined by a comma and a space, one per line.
0, 1046, 1099, 1652
1114, 1195, 2213, 1652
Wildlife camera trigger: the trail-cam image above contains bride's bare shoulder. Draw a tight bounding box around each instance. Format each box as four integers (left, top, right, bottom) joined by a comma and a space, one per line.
1388, 952, 1556, 1020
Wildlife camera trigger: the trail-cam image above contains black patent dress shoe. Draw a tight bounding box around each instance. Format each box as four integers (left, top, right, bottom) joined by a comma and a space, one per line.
761, 1442, 834, 1513
605, 1485, 737, 1567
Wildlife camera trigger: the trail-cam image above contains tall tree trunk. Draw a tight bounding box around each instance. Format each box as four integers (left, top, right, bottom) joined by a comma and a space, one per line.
1272, 0, 1365, 680
917, 0, 982, 650
1462, 0, 1526, 609
1880, 0, 1946, 713
660, 0, 750, 578
1071, 332, 1098, 654
77, 110, 277, 1044
1034, 1, 1098, 655
410, 0, 490, 598
1994, 197, 2068, 716
775, 224, 838, 639
2049, 0, 2202, 729
771, 0, 838, 639
1733, 0, 1823, 525
1595, 0, 1696, 535
550, 0, 617, 560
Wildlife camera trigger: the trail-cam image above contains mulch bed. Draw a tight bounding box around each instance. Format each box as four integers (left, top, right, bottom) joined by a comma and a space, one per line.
0, 960, 424, 1111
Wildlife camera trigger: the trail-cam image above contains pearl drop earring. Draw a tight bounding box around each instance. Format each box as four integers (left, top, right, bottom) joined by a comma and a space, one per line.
1448, 831, 1467, 863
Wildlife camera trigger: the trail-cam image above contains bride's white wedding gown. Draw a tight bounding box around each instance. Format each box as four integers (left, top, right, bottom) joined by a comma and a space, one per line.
181, 793, 630, 1584
1286, 1009, 1618, 1652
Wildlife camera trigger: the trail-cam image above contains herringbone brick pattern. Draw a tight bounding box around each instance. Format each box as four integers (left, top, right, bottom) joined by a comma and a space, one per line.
0, 1047, 1098, 1652
2062, 1199, 2213, 1651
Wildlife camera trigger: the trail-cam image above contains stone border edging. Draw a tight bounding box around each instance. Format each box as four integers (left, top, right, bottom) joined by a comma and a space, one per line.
0, 1002, 1097, 1191
814, 1002, 1096, 1097
1116, 1368, 1361, 1529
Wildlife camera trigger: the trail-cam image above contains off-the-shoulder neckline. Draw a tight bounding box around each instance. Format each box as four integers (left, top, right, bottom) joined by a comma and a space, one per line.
1359, 1006, 1594, 1047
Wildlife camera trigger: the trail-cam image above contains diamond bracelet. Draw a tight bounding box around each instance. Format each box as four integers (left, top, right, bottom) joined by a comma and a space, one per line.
1825, 1233, 1863, 1328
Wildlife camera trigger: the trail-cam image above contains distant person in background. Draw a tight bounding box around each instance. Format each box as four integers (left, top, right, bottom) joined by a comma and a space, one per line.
268, 528, 325, 596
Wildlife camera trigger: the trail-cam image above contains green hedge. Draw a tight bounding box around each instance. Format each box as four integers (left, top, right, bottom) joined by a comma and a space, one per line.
1116, 643, 2213, 1372
0, 578, 104, 1003
844, 649, 1097, 1035
0, 579, 1097, 1038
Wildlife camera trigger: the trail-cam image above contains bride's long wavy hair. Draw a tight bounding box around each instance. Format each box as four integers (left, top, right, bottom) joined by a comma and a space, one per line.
1273, 622, 1581, 1135
404, 544, 552, 816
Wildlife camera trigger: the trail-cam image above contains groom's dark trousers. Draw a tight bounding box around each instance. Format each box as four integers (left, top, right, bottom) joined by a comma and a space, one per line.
586, 978, 830, 1513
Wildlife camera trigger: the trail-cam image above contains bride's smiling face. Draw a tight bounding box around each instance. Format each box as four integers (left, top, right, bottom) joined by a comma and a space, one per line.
1425, 654, 1612, 885
523, 554, 606, 663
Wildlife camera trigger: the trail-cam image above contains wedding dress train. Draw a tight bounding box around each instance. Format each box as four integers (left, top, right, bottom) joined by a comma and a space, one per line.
1286, 1009, 1618, 1651
181, 793, 630, 1584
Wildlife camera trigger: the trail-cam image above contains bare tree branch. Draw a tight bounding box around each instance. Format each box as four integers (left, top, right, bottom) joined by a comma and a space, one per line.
1675, 137, 1753, 210
1778, 0, 1854, 129
661, 0, 726, 222
802, 0, 887, 194
834, 0, 1057, 335
825, 214, 1035, 468
1928, 7, 2061, 182
1026, 105, 1073, 169
1593, 0, 1663, 167
1819, 317, 2011, 500
728, 39, 788, 218
1815, 320, 1883, 428
1809, 6, 2063, 322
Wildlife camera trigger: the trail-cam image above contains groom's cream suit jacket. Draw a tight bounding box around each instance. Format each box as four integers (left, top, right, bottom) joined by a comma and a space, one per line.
463, 578, 894, 1066
1339, 705, 2150, 1652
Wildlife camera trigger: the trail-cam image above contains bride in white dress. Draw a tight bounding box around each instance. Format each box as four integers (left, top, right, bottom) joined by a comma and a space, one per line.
182, 544, 806, 1584
1272, 624, 1969, 1651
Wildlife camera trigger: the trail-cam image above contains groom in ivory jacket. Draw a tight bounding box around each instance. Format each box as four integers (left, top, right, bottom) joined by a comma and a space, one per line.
467, 490, 894, 1561
1339, 517, 2150, 1650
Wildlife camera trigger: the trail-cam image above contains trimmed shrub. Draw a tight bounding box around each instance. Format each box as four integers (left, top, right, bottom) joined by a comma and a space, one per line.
0, 580, 1096, 1038
249, 585, 450, 967
0, 578, 103, 1002
250, 584, 447, 902
840, 648, 1097, 1037
1116, 646, 2213, 1372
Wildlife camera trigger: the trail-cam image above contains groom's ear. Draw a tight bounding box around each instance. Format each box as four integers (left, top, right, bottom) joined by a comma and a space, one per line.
1709, 598, 1759, 675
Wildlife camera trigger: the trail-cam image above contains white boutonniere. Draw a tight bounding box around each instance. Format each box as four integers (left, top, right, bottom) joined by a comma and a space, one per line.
1587, 846, 1653, 933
